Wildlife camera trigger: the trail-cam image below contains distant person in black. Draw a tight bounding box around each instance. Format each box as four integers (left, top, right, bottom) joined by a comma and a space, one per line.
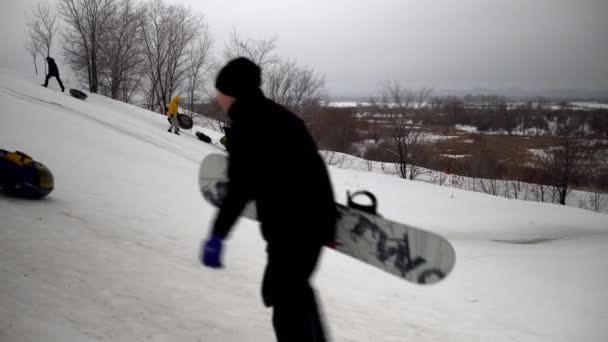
199, 57, 337, 342
42, 57, 65, 92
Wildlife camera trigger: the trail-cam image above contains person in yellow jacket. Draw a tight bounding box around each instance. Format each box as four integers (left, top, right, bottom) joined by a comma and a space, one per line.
167, 95, 181, 135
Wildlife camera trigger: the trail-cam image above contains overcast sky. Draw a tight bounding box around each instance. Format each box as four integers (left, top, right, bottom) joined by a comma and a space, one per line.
1, 0, 607, 97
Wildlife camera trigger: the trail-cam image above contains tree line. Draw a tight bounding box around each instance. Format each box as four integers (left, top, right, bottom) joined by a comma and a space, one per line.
25, 0, 325, 118
308, 81, 608, 209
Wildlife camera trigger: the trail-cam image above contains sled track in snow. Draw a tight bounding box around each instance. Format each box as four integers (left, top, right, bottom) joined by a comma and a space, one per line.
491, 231, 608, 245
491, 237, 562, 245
2, 88, 200, 164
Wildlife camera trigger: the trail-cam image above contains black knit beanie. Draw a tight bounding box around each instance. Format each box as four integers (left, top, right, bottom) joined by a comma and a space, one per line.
215, 57, 262, 98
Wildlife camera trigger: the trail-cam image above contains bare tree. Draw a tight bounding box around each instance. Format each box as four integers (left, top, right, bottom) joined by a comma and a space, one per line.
530, 182, 554, 203
414, 88, 433, 109
97, 0, 145, 102
185, 29, 214, 118
601, 150, 608, 170
380, 82, 432, 180
140, 0, 206, 113
223, 31, 326, 117
365, 158, 375, 172
444, 97, 465, 133
476, 177, 501, 196
584, 150, 608, 212
24, 38, 42, 75
224, 29, 280, 70
534, 124, 591, 205
586, 185, 607, 213
368, 119, 383, 144
26, 1, 59, 74
265, 60, 326, 116
320, 151, 347, 168
60, 0, 118, 93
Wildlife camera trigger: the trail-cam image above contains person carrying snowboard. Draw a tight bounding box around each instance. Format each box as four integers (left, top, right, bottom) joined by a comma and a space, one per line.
199, 57, 337, 342
166, 96, 181, 135
42, 57, 65, 92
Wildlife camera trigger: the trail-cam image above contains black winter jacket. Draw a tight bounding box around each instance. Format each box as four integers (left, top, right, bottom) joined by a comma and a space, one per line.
47, 58, 59, 76
211, 91, 336, 247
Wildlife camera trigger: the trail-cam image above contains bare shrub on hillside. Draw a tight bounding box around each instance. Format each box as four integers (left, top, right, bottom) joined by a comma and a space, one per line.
376, 83, 433, 180
320, 151, 347, 168
534, 127, 592, 205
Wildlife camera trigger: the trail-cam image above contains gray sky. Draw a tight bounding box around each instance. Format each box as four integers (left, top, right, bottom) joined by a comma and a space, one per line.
2, 0, 607, 97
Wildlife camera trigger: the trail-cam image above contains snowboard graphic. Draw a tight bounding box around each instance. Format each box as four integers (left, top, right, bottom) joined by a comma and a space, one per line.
198, 153, 456, 285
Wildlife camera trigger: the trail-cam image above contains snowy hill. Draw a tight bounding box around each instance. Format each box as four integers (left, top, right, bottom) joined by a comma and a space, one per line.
1, 69, 607, 342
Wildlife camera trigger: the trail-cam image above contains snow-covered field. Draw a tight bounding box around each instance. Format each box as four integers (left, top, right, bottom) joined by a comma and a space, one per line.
571, 101, 608, 110
325, 101, 371, 108
329, 100, 608, 111
2, 69, 608, 342
454, 124, 478, 133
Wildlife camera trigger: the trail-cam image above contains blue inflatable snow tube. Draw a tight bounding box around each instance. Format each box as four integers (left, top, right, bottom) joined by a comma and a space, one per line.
0, 150, 54, 199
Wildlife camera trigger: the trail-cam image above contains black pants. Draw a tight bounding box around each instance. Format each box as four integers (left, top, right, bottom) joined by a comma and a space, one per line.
262, 243, 327, 342
43, 73, 64, 91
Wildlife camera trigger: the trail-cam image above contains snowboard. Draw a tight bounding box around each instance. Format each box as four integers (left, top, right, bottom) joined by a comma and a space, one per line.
198, 153, 456, 285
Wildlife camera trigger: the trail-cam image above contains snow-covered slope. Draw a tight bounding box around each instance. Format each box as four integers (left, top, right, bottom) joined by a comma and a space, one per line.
1, 69, 607, 342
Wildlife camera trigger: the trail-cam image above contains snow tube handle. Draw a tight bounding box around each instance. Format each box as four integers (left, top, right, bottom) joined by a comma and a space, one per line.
4, 150, 33, 166
15, 151, 33, 162
347, 190, 378, 215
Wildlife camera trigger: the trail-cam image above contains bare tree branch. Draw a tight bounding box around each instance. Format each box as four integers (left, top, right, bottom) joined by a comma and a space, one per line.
97, 0, 145, 102
26, 1, 59, 75
185, 25, 214, 118
534, 118, 592, 205
27, 1, 59, 60
24, 38, 43, 75
223, 31, 326, 117
380, 83, 433, 180
224, 29, 280, 70
59, 0, 118, 93
265, 60, 326, 116
139, 0, 206, 113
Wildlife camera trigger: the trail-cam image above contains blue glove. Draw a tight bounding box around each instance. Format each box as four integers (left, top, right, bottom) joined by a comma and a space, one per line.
200, 235, 223, 268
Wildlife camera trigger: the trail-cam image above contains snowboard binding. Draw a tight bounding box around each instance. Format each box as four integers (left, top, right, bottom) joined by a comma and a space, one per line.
347, 190, 379, 216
